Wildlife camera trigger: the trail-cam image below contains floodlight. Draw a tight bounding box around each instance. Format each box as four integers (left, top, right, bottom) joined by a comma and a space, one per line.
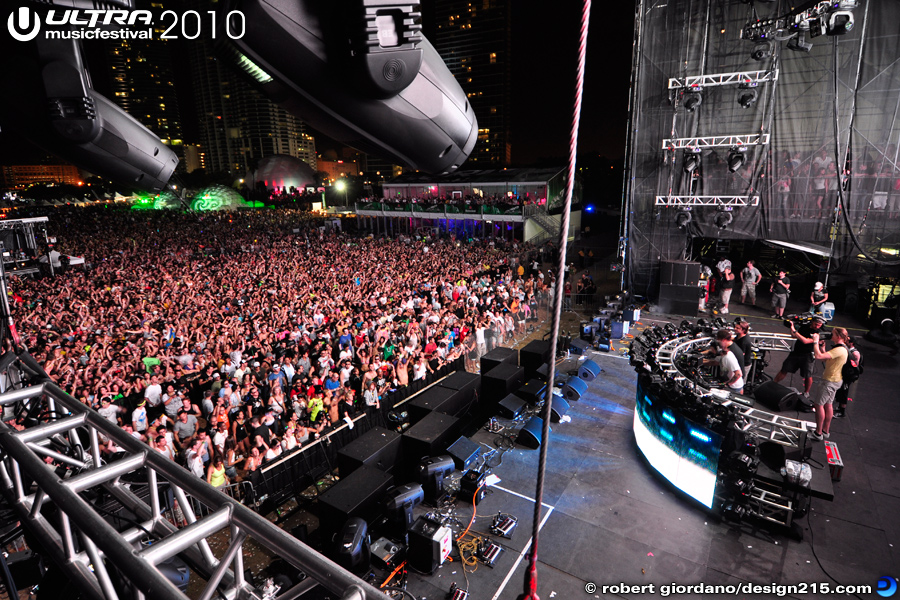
727, 147, 747, 173
751, 41, 773, 61
683, 91, 703, 112
786, 34, 812, 52
683, 150, 701, 174
676, 209, 692, 229
715, 209, 734, 230
826, 11, 854, 35
737, 86, 758, 109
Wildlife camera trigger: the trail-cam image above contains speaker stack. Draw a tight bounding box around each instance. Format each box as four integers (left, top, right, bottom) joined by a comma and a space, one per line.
753, 380, 799, 412
337, 426, 403, 476
401, 412, 462, 472
481, 363, 526, 402
480, 347, 518, 374
317, 466, 394, 536
497, 394, 527, 419
658, 259, 702, 317
520, 340, 551, 379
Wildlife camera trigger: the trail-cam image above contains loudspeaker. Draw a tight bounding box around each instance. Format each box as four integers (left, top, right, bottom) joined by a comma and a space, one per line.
753, 380, 799, 412
318, 466, 394, 534
514, 378, 547, 405
437, 370, 481, 407
402, 412, 461, 470
548, 395, 570, 423
659, 284, 700, 317
517, 416, 549, 449
459, 470, 488, 505
447, 436, 481, 471
481, 363, 526, 401
660, 260, 701, 286
333, 518, 370, 575
562, 376, 588, 401
569, 338, 591, 355
337, 426, 403, 476
408, 517, 452, 574
536, 363, 551, 382
407, 386, 462, 423
480, 347, 518, 374
498, 394, 527, 419
578, 359, 602, 382
520, 340, 551, 377
382, 483, 424, 533
417, 455, 455, 504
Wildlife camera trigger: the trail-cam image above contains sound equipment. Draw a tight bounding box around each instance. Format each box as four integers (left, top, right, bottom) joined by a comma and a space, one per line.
753, 380, 799, 412
517, 416, 549, 449
578, 359, 602, 382
515, 378, 547, 405
370, 537, 404, 571
403, 412, 461, 469
437, 370, 481, 407
480, 347, 518, 374
407, 386, 461, 423
497, 394, 527, 419
825, 440, 843, 481
569, 338, 591, 355
382, 483, 424, 533
447, 436, 482, 471
595, 338, 611, 352
490, 513, 518, 539
623, 308, 641, 323
481, 363, 525, 401
519, 340, 551, 377
318, 467, 394, 534
459, 470, 488, 505
562, 376, 588, 401
333, 518, 370, 575
417, 455, 455, 504
658, 284, 700, 317
536, 363, 550, 382
548, 395, 570, 423
477, 540, 503, 568
407, 516, 453, 574
580, 321, 599, 341
337, 426, 402, 476
610, 320, 630, 339
660, 259, 701, 286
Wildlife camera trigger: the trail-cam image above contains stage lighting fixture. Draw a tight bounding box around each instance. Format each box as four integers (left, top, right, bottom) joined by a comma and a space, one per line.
826, 11, 854, 35
683, 90, 703, 112
675, 208, 692, 229
715, 208, 734, 230
727, 147, 747, 172
808, 17, 826, 38
786, 33, 812, 52
683, 150, 701, 174
751, 41, 773, 61
736, 86, 758, 109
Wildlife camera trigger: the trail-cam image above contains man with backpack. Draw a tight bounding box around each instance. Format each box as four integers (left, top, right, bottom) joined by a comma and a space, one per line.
834, 335, 863, 418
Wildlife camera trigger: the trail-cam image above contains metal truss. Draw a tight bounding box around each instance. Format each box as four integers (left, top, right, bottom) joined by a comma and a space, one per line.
746, 480, 794, 527
655, 196, 760, 207
661, 134, 770, 150
668, 69, 778, 90
0, 381, 391, 600
735, 406, 810, 448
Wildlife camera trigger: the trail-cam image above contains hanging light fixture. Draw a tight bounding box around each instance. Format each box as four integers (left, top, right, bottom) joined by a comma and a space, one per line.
715, 207, 734, 229
676, 208, 693, 229
751, 41, 773, 60
683, 149, 701, 173
683, 90, 703, 112
727, 146, 747, 172
737, 85, 758, 109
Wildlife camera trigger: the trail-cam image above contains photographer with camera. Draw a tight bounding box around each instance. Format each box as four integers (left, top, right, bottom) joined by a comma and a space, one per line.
773, 314, 826, 399
808, 326, 850, 441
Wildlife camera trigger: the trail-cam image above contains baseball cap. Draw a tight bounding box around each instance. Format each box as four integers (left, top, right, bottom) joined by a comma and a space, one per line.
213, 372, 221, 378
811, 315, 826, 324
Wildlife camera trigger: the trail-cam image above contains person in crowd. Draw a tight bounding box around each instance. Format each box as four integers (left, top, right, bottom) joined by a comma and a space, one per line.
739, 260, 762, 306
807, 326, 849, 441
833, 334, 862, 418
207, 455, 229, 488
770, 270, 791, 318
810, 282, 829, 315
774, 314, 825, 399
733, 318, 752, 380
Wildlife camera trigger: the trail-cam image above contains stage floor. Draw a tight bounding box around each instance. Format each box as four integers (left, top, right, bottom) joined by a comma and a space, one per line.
400, 318, 900, 599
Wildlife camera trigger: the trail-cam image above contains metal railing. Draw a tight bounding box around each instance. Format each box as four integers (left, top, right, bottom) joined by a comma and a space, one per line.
0, 381, 392, 600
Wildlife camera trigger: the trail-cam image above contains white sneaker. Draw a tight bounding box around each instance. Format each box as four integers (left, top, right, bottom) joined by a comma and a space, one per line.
721, 307, 729, 314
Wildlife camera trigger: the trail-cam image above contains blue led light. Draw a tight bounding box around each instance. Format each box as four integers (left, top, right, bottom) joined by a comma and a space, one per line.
688, 449, 707, 461
662, 411, 676, 424
660, 430, 674, 441
690, 429, 711, 443
645, 396, 653, 406
585, 204, 595, 213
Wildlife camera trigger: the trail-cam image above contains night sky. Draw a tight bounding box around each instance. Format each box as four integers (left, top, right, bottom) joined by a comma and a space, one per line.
0, 1, 636, 168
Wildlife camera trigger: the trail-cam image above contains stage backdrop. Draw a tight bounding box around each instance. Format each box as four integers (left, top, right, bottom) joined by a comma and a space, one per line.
625, 0, 900, 294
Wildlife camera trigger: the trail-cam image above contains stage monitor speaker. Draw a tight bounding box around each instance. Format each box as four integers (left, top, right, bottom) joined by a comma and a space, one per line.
562, 376, 589, 401
578, 359, 602, 382
497, 394, 527, 419
520, 340, 551, 377
753, 380, 799, 412
517, 416, 550, 449
514, 378, 547, 405
318, 466, 394, 535
333, 518, 370, 576
447, 436, 481, 471
569, 338, 591, 356
660, 260, 702, 287
459, 470, 488, 505
480, 347, 518, 374
549, 395, 570, 423
337, 426, 403, 476
481, 363, 526, 401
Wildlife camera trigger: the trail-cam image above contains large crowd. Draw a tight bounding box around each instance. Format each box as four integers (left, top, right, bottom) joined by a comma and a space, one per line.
5, 207, 553, 488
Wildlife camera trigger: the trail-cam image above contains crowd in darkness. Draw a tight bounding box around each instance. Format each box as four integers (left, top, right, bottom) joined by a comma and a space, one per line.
4, 207, 552, 488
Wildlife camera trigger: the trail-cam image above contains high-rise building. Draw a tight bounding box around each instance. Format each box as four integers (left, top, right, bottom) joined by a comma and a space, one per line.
102, 36, 187, 169
427, 0, 512, 167
187, 38, 316, 176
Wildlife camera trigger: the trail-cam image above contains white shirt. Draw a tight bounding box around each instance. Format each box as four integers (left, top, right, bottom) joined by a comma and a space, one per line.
144, 384, 162, 406
720, 350, 744, 390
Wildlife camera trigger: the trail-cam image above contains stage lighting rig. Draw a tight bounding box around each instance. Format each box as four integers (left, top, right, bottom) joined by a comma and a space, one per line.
714, 208, 734, 230
727, 146, 747, 172
683, 90, 703, 112
675, 208, 693, 229
741, 0, 859, 46
750, 41, 773, 61
736, 84, 759, 109
826, 11, 854, 35
683, 149, 701, 173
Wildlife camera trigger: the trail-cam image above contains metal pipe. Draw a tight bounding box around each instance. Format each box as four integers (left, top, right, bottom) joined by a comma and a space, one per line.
15, 414, 86, 443
230, 523, 244, 590
139, 508, 230, 566
277, 578, 319, 600
27, 442, 88, 469
171, 484, 217, 567
0, 382, 45, 406
64, 453, 146, 493
81, 534, 119, 600
30, 488, 45, 519
147, 468, 160, 520
196, 529, 247, 600
60, 512, 76, 561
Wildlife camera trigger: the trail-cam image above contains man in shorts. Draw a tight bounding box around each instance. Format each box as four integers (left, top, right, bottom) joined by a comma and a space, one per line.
773, 315, 825, 398
769, 270, 790, 318
740, 260, 762, 306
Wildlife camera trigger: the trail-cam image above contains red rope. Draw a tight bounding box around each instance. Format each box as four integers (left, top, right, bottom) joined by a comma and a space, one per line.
517, 1, 591, 599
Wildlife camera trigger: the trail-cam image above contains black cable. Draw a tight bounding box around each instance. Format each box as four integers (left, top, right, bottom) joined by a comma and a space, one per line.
806, 508, 864, 600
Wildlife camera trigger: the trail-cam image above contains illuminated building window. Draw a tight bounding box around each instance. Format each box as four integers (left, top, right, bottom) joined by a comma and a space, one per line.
489, 52, 497, 64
